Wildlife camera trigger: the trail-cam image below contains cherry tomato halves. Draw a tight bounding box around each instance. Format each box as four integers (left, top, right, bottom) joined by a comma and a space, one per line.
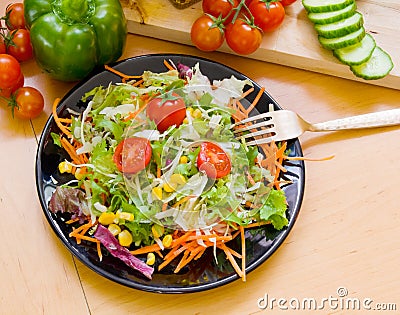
196, 141, 231, 179
113, 137, 152, 174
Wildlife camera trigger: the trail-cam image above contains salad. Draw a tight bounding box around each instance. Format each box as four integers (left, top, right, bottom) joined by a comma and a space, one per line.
48, 60, 291, 281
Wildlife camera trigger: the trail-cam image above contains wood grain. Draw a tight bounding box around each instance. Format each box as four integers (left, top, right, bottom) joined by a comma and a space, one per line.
122, 0, 400, 90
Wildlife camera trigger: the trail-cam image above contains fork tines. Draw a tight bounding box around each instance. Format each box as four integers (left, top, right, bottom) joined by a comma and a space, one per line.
232, 112, 277, 145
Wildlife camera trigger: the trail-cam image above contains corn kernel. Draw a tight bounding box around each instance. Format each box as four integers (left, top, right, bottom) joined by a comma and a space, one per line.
108, 223, 121, 236
152, 224, 164, 239
179, 156, 188, 164
58, 161, 72, 174
98, 212, 116, 225
192, 108, 202, 119
74, 168, 85, 180
152, 187, 163, 200
182, 118, 189, 124
116, 211, 134, 221
170, 173, 186, 186
118, 230, 133, 247
163, 182, 175, 193
146, 252, 156, 265
186, 107, 194, 115
162, 234, 173, 248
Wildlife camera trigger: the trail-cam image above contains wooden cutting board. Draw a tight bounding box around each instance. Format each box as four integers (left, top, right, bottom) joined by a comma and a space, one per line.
121, 0, 399, 90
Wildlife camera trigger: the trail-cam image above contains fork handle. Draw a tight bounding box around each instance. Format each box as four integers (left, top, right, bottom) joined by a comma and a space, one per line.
310, 109, 400, 131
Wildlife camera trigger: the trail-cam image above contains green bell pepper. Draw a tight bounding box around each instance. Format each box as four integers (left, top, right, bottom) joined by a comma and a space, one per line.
24, 0, 127, 81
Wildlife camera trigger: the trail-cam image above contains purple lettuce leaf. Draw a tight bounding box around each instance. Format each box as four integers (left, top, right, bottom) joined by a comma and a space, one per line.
48, 186, 89, 222
94, 224, 154, 280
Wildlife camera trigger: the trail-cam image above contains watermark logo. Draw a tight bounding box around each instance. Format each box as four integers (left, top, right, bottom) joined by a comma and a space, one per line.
257, 287, 397, 311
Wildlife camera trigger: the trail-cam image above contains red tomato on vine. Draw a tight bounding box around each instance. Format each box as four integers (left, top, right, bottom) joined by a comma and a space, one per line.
7, 29, 34, 62
191, 14, 225, 52
280, 0, 297, 6
5, 3, 26, 30
248, 0, 285, 33
202, 0, 239, 24
225, 18, 262, 55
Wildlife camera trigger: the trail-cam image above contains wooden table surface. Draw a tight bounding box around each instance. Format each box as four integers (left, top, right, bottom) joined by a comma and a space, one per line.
1, 1, 399, 314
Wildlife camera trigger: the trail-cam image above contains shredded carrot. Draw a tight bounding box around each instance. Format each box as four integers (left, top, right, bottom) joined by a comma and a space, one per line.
219, 243, 243, 278
284, 155, 335, 161
52, 98, 72, 137
240, 225, 246, 282
65, 217, 80, 224
163, 59, 175, 71
246, 87, 265, 115
123, 98, 150, 122
130, 243, 162, 255
243, 221, 271, 229
240, 87, 255, 99
104, 64, 142, 81
97, 241, 103, 261
60, 137, 84, 165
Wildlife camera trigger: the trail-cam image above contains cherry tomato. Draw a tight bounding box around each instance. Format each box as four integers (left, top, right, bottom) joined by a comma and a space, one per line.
11, 87, 44, 119
248, 0, 285, 33
5, 3, 26, 30
0, 53, 23, 98
113, 137, 152, 174
225, 19, 262, 55
196, 141, 231, 179
0, 36, 6, 54
7, 29, 33, 62
146, 92, 186, 133
202, 0, 239, 24
191, 14, 225, 52
280, 0, 297, 6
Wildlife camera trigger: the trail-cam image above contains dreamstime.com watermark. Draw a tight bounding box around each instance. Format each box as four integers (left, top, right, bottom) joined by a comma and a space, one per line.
257, 287, 397, 311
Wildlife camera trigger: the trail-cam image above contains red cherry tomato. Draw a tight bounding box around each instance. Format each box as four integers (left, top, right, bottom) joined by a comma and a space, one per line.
11, 87, 44, 120
202, 0, 239, 24
5, 3, 26, 30
196, 141, 231, 179
280, 0, 297, 6
248, 0, 285, 33
7, 29, 33, 62
146, 92, 186, 133
0, 36, 6, 54
191, 14, 225, 52
225, 19, 263, 55
113, 137, 152, 174
0, 53, 23, 98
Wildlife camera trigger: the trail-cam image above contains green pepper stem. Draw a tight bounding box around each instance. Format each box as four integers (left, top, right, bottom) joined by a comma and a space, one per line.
52, 0, 95, 24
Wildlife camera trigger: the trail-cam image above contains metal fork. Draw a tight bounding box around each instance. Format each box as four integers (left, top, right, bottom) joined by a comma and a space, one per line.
233, 109, 400, 145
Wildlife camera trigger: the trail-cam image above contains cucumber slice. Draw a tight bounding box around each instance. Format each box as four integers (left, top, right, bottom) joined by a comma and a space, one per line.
319, 27, 365, 50
308, 2, 357, 24
333, 34, 376, 65
350, 46, 394, 80
314, 12, 363, 39
302, 0, 355, 13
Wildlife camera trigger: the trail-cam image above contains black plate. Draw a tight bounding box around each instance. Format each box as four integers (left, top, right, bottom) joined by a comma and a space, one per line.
36, 54, 305, 293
